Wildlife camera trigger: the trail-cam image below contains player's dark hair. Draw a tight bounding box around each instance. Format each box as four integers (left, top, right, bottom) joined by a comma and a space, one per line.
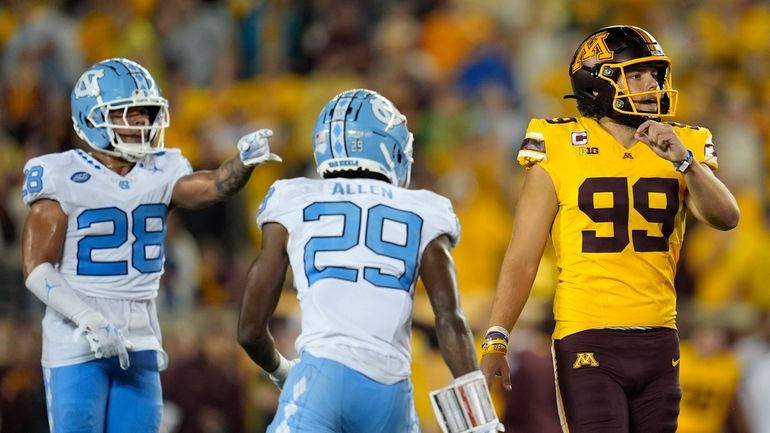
323, 168, 390, 183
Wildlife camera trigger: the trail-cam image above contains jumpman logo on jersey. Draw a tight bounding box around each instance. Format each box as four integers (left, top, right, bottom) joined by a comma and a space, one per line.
44, 279, 60, 297
140, 160, 162, 174
147, 162, 161, 173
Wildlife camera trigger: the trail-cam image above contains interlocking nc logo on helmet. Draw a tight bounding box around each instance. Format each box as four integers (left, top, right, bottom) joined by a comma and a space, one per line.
571, 32, 614, 74
73, 69, 105, 99
370, 95, 405, 129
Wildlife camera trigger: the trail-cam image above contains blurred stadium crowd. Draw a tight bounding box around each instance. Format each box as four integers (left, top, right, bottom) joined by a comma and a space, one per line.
1, 0, 769, 432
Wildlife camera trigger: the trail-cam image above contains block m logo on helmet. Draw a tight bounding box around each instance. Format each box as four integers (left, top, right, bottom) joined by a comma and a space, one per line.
571, 32, 613, 74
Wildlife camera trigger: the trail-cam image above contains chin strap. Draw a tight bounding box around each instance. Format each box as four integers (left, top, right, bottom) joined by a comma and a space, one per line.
610, 113, 659, 128
379, 142, 398, 185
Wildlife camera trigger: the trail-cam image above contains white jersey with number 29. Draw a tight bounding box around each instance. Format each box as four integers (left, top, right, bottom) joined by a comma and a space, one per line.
258, 177, 460, 384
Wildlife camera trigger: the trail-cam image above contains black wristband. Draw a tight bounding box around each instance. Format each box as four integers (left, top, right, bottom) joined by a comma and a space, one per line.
673, 150, 694, 173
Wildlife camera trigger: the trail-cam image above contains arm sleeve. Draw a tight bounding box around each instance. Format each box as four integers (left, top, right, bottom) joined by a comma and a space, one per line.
25, 262, 103, 330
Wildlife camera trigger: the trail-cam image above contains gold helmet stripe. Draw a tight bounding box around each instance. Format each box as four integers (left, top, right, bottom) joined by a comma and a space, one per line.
629, 26, 656, 44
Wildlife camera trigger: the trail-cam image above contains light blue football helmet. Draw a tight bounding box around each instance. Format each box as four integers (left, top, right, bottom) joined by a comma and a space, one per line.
313, 89, 414, 187
71, 58, 169, 162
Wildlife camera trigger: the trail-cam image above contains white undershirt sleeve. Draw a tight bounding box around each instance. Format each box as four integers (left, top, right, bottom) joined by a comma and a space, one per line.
25, 262, 104, 331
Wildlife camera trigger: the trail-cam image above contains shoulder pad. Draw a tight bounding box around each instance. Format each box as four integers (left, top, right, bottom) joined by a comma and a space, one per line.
666, 121, 702, 131
543, 116, 578, 125
518, 118, 578, 168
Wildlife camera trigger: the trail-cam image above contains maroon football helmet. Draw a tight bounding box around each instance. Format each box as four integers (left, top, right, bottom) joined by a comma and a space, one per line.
567, 25, 678, 127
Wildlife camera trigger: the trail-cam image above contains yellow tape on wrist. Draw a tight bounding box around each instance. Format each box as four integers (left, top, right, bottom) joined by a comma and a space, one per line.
481, 337, 508, 355
482, 343, 508, 355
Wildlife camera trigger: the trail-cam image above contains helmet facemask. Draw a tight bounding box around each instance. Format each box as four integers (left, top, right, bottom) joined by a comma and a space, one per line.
89, 100, 169, 162
601, 58, 678, 124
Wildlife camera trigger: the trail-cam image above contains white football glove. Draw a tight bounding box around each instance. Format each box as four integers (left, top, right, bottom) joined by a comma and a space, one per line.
268, 354, 298, 390
237, 128, 282, 167
80, 312, 133, 370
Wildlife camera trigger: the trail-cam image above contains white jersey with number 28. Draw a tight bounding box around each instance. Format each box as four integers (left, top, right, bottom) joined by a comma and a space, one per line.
21, 148, 192, 368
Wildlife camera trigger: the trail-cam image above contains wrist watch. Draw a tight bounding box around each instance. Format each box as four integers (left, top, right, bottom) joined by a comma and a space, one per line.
673, 150, 694, 173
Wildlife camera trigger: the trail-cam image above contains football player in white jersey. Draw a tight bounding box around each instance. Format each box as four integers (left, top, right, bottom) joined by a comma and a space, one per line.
237, 89, 499, 433
20, 58, 280, 433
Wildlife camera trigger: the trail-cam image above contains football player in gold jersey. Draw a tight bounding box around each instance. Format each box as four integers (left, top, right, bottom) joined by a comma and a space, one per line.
677, 316, 749, 433
480, 25, 740, 432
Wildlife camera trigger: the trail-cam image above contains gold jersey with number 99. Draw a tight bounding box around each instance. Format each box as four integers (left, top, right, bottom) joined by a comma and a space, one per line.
517, 116, 718, 339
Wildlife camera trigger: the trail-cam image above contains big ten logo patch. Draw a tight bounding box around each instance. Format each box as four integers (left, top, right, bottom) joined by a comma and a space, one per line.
578, 147, 599, 155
